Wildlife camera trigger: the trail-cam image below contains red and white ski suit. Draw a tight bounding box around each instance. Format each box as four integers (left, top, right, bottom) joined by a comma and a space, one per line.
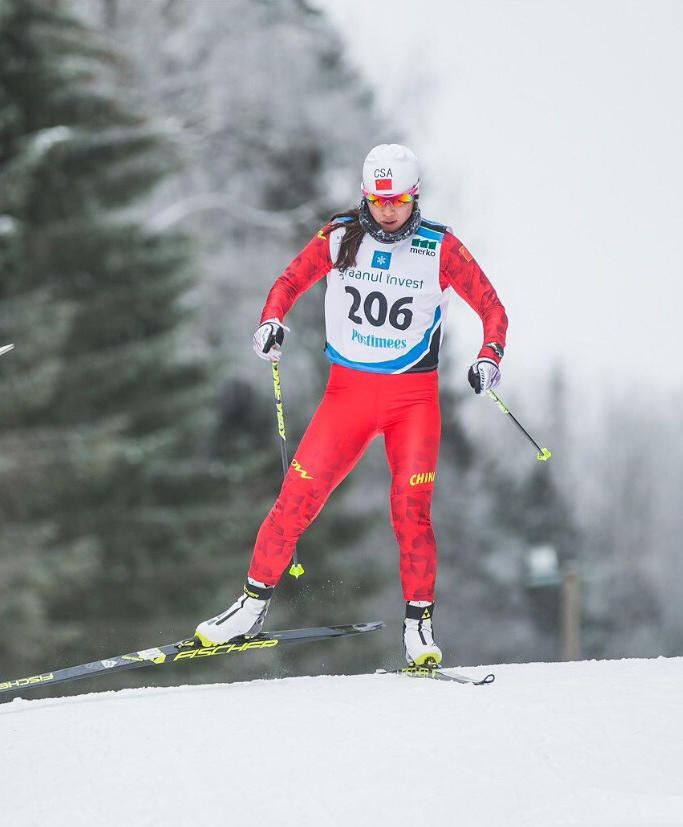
247, 217, 507, 601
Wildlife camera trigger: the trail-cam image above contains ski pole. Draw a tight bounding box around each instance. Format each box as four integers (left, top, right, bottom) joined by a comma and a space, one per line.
271, 362, 305, 578
0, 344, 15, 357
486, 389, 551, 462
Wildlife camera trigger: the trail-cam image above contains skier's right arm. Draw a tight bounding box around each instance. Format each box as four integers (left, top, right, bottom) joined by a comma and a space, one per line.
252, 229, 333, 362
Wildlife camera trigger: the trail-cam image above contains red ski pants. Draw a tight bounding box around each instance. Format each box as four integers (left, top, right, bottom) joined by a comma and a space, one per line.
248, 364, 441, 601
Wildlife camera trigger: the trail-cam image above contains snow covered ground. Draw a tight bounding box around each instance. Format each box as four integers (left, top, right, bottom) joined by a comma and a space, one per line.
2, 656, 683, 826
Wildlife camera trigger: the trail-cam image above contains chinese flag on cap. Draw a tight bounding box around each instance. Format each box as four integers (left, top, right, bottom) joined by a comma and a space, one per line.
375, 178, 392, 190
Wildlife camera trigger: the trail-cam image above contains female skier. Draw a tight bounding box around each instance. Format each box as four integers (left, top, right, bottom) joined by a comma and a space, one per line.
195, 144, 508, 666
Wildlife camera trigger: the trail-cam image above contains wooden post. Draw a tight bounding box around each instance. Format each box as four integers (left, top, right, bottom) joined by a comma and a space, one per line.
560, 567, 580, 661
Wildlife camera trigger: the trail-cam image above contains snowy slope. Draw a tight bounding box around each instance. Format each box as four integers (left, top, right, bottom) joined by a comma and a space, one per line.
2, 657, 683, 826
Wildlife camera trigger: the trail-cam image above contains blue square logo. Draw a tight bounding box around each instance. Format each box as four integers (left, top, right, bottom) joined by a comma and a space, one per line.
371, 250, 392, 269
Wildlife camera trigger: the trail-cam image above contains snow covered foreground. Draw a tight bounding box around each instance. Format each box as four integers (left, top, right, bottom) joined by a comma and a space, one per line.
2, 657, 683, 827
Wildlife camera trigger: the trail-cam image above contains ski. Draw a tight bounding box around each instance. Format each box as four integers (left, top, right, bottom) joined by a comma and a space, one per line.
0, 343, 15, 357
0, 621, 384, 699
377, 665, 495, 685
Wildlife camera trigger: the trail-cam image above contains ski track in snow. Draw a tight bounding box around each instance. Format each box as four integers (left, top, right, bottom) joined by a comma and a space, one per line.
2, 658, 683, 826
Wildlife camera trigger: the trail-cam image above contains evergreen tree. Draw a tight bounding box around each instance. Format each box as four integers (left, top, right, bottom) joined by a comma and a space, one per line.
0, 0, 256, 684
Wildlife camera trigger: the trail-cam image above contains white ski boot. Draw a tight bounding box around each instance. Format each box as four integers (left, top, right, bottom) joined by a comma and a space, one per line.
404, 601, 442, 666
194, 580, 274, 647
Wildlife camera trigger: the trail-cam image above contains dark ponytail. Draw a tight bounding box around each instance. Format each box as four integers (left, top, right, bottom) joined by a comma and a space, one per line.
322, 207, 364, 270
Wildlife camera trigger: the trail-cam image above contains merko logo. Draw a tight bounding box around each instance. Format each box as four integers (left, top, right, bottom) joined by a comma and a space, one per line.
410, 239, 437, 257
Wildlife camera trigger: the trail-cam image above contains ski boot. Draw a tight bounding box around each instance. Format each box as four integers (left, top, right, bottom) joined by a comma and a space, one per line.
404, 601, 442, 667
194, 579, 274, 646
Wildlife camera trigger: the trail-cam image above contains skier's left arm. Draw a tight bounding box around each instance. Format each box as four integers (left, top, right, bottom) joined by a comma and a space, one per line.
439, 232, 508, 393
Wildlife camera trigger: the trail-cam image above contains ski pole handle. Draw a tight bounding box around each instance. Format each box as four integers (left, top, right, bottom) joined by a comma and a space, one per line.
271, 362, 304, 578
486, 389, 551, 462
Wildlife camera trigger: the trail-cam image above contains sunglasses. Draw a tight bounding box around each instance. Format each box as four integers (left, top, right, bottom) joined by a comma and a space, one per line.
362, 185, 418, 208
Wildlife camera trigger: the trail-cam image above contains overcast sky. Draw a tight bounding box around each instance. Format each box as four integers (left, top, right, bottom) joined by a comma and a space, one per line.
313, 0, 683, 407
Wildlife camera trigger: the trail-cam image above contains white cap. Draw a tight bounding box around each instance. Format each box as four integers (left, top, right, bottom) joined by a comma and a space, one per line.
361, 144, 420, 197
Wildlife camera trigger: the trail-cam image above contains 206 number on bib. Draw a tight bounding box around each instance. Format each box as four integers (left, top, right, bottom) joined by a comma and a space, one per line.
345, 287, 413, 331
